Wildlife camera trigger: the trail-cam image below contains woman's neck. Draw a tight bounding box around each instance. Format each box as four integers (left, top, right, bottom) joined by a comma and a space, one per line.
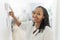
35, 22, 41, 29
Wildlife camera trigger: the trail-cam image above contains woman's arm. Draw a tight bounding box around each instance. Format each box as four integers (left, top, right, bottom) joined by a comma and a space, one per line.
9, 9, 21, 26
12, 15, 21, 26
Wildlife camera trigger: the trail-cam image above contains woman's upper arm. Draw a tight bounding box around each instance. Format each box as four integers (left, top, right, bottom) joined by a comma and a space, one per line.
13, 22, 28, 32
13, 18, 33, 32
18, 21, 33, 31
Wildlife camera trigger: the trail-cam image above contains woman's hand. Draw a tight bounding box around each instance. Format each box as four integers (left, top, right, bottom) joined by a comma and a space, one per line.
9, 11, 14, 17
9, 8, 14, 17
9, 8, 21, 26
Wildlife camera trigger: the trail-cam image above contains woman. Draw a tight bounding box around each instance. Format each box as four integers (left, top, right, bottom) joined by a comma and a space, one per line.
9, 6, 54, 40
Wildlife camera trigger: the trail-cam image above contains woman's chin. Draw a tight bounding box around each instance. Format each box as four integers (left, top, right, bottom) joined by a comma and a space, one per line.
32, 19, 38, 22
33, 20, 37, 23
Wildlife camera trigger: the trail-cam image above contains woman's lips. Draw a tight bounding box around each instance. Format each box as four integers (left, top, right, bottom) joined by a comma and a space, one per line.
33, 18, 38, 21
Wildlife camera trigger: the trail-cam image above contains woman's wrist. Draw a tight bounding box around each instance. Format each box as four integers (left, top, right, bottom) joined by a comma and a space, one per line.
13, 15, 16, 20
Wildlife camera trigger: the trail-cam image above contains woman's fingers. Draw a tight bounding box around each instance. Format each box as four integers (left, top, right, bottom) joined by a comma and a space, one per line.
9, 10, 14, 17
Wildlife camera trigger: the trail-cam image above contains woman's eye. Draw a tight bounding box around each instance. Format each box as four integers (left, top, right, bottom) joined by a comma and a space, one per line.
32, 11, 35, 14
37, 13, 40, 15
33, 12, 35, 14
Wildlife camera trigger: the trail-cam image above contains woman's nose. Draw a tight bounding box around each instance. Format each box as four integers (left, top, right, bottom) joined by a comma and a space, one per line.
34, 14, 37, 18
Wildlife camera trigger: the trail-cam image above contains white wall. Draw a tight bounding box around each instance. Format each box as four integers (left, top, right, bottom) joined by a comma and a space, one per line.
56, 0, 60, 40
0, 0, 12, 40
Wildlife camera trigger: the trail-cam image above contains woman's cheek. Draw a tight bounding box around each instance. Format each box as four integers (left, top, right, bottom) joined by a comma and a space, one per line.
38, 16, 43, 21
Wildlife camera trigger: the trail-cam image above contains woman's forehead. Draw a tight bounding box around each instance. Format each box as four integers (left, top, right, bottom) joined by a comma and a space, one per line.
34, 8, 43, 12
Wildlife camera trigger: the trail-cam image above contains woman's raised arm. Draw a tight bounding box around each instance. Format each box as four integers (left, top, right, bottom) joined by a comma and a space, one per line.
9, 8, 21, 26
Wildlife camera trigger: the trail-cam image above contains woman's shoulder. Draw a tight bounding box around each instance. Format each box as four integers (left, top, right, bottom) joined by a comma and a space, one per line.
44, 26, 53, 33
43, 26, 55, 40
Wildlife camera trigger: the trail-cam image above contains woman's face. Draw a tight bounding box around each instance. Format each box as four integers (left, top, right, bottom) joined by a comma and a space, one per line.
32, 8, 44, 23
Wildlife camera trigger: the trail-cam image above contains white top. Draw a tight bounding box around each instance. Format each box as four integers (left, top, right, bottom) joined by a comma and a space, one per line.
12, 21, 55, 40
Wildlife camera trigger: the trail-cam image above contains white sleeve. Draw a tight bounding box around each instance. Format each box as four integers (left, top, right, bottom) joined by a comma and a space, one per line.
17, 21, 33, 31
13, 21, 31, 32
44, 27, 55, 40
13, 16, 33, 32
19, 21, 31, 30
